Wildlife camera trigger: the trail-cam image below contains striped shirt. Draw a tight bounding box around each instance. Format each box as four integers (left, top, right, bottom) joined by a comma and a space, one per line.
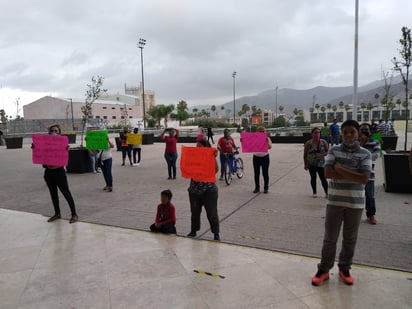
325, 143, 372, 209
361, 138, 380, 180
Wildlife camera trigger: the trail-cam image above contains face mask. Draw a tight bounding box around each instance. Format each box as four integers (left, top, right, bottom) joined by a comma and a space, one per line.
169, 131, 175, 136
361, 131, 370, 137
312, 132, 320, 141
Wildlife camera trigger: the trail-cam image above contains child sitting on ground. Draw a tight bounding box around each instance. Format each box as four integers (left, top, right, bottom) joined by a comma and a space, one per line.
149, 189, 177, 234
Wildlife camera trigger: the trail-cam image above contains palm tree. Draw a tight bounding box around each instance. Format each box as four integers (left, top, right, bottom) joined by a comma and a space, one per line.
396, 98, 402, 116
367, 102, 374, 120
338, 101, 345, 110
192, 108, 198, 121
278, 105, 284, 113
211, 105, 216, 116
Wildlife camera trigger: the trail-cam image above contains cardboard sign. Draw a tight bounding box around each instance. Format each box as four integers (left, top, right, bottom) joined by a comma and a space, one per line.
240, 132, 269, 153
127, 133, 142, 145
86, 130, 109, 150
32, 134, 69, 166
180, 145, 216, 182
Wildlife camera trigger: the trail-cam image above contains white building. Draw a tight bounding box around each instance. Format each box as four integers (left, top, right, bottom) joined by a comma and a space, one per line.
23, 84, 156, 128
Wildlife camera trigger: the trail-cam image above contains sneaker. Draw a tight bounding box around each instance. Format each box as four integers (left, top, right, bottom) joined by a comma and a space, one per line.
47, 214, 61, 222
312, 194, 317, 198
219, 177, 224, 181
69, 215, 78, 224
121, 162, 125, 166
367, 216, 377, 225
214, 233, 220, 241
339, 269, 354, 285
253, 189, 260, 193
107, 187, 112, 192
103, 186, 108, 191
263, 189, 268, 194
187, 231, 196, 237
311, 270, 329, 286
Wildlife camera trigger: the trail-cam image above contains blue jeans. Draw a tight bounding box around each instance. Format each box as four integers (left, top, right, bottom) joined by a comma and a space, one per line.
101, 158, 113, 187
365, 180, 376, 217
164, 152, 177, 178
219, 154, 234, 176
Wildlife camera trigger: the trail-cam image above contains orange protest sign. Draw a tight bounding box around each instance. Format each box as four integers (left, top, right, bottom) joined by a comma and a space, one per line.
180, 145, 216, 182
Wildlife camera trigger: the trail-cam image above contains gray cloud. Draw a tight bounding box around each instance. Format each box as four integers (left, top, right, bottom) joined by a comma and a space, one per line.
0, 0, 411, 114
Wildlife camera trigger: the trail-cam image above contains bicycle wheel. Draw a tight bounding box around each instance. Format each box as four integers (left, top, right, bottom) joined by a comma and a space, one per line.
236, 157, 244, 179
224, 161, 232, 185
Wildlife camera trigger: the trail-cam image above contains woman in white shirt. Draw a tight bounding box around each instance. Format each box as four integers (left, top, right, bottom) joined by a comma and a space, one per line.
100, 139, 115, 192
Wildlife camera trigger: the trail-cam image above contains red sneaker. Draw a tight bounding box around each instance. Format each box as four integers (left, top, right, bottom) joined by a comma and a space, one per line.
339, 269, 355, 285
311, 270, 329, 286
367, 216, 377, 225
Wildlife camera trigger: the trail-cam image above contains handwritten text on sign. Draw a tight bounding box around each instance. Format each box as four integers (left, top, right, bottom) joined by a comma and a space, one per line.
32, 134, 69, 166
240, 132, 268, 153
86, 130, 109, 150
180, 145, 216, 182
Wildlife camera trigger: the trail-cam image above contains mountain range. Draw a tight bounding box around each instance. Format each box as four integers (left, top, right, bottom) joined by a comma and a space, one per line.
193, 75, 409, 115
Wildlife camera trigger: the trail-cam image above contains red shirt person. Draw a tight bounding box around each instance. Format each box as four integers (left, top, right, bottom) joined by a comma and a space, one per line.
161, 128, 179, 179
150, 189, 176, 234
217, 128, 237, 180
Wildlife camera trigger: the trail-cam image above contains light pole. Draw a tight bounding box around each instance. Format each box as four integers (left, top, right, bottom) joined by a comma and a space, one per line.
68, 98, 74, 131
138, 38, 146, 129
275, 85, 278, 120
232, 71, 236, 124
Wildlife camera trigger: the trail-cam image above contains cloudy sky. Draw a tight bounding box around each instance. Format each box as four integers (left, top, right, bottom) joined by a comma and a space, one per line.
0, 0, 411, 117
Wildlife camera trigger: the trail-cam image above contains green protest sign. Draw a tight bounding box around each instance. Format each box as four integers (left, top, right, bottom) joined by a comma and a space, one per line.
86, 130, 109, 150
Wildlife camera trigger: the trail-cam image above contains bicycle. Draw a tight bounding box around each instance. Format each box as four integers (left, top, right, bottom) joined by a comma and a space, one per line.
223, 150, 244, 185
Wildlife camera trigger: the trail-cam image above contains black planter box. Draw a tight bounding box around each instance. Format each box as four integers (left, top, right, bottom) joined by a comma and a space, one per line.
66, 148, 93, 173
62, 133, 76, 144
142, 133, 154, 145
382, 152, 412, 193
381, 136, 398, 151
5, 137, 23, 149
270, 136, 310, 144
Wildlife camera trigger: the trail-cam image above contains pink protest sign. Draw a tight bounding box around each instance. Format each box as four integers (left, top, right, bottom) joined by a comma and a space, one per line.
32, 134, 69, 166
240, 132, 269, 153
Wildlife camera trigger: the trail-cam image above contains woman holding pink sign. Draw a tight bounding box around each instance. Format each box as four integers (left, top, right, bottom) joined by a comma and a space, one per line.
252, 126, 272, 194
43, 124, 78, 224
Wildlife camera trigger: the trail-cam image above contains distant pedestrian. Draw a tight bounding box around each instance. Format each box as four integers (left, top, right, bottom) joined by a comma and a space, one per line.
359, 123, 380, 224
150, 189, 177, 234
329, 119, 340, 145
217, 128, 237, 180
131, 127, 142, 166
207, 127, 215, 144
252, 126, 272, 194
196, 126, 205, 142
303, 127, 328, 198
161, 128, 179, 179
36, 124, 78, 224
320, 122, 330, 144
311, 120, 372, 286
377, 119, 386, 136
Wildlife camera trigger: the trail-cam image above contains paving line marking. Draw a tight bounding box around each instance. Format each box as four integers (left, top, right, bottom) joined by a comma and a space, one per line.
194, 269, 225, 279
241, 235, 262, 241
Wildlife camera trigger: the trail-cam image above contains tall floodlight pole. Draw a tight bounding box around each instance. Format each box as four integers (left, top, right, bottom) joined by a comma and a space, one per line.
232, 71, 237, 124
275, 85, 278, 119
138, 38, 146, 128
69, 98, 74, 131
352, 0, 359, 121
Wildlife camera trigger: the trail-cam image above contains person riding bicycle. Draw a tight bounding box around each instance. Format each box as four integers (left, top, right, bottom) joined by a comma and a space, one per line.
217, 128, 238, 180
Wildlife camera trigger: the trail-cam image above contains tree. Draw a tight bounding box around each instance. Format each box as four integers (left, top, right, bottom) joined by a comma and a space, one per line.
0, 109, 7, 124
380, 70, 396, 123
147, 104, 175, 128
192, 108, 198, 121
338, 101, 345, 110
171, 100, 190, 126
367, 102, 374, 120
211, 105, 216, 116
278, 105, 284, 113
81, 75, 107, 146
392, 26, 411, 151
396, 98, 402, 116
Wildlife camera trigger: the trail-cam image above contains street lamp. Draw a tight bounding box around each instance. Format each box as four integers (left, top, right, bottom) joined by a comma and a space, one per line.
138, 38, 146, 128
232, 71, 237, 124
68, 98, 74, 131
275, 85, 278, 120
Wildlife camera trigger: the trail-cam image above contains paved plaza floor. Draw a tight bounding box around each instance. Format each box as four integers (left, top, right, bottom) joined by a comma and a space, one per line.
0, 133, 411, 308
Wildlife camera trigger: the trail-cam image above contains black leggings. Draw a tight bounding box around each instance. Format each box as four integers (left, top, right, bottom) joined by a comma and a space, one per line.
308, 166, 328, 195
44, 167, 77, 216
133, 148, 141, 163
253, 155, 270, 191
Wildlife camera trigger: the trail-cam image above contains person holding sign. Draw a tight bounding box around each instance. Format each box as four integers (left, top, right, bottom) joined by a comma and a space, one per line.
161, 128, 179, 179
252, 126, 272, 194
131, 128, 142, 166
303, 127, 329, 198
100, 138, 115, 192
37, 124, 78, 224
119, 128, 133, 166
187, 139, 220, 241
